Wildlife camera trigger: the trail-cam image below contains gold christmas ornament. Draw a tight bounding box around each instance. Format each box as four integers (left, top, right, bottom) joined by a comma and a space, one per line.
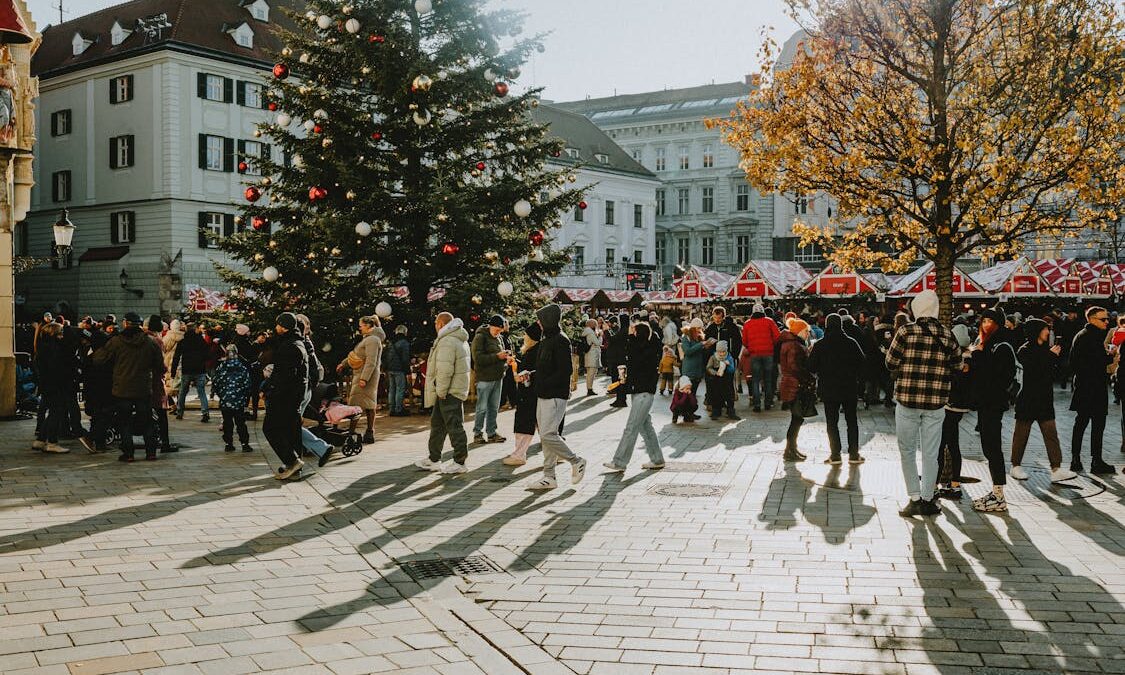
412, 74, 433, 91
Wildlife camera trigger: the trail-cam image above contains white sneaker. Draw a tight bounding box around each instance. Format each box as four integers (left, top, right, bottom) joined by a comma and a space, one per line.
1050, 467, 1079, 483
1010, 465, 1029, 480
43, 443, 69, 454
440, 462, 467, 474
642, 462, 666, 470
602, 462, 625, 473
528, 477, 557, 491
275, 459, 304, 480
571, 457, 587, 484
414, 458, 441, 472
31, 440, 45, 450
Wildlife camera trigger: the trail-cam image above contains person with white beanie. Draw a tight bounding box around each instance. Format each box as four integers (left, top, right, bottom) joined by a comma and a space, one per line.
885, 289, 959, 517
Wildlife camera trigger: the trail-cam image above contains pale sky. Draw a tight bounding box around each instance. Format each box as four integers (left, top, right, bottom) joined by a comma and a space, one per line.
25, 0, 797, 102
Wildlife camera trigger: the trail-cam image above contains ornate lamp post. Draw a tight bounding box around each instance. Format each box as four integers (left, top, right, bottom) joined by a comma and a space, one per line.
52, 208, 73, 257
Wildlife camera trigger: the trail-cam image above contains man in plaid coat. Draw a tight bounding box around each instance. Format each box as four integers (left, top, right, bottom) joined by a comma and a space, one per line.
886, 289, 959, 517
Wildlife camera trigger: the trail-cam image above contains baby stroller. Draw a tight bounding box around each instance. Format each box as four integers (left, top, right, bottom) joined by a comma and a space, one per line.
14, 352, 38, 418
103, 407, 161, 448
303, 382, 364, 458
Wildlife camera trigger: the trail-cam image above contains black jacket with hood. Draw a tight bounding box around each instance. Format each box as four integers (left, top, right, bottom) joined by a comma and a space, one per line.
1014, 318, 1057, 421
808, 314, 865, 402
624, 323, 662, 395
534, 304, 572, 400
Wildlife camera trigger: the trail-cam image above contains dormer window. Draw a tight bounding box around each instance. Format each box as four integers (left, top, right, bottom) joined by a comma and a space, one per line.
564, 147, 580, 159
595, 153, 609, 164
226, 22, 254, 49
243, 0, 270, 22
71, 32, 94, 56
110, 21, 132, 47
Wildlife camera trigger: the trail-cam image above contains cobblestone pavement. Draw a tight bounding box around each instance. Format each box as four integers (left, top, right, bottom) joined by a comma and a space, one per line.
2, 382, 1124, 674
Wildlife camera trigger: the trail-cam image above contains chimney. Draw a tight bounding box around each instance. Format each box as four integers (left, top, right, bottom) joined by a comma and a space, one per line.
745, 73, 754, 85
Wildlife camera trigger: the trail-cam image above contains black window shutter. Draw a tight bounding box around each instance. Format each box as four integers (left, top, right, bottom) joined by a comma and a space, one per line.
51, 172, 58, 201
197, 72, 207, 99
125, 75, 134, 101
223, 137, 235, 172
127, 213, 136, 243
109, 78, 118, 103
224, 77, 234, 103
236, 80, 245, 106
198, 134, 207, 169
126, 135, 135, 167
110, 213, 119, 244
198, 212, 209, 248
223, 213, 235, 237
109, 137, 119, 169
50, 111, 58, 136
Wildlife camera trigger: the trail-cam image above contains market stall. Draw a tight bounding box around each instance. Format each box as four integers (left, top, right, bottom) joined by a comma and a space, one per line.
671, 265, 736, 303
970, 257, 1055, 297
802, 263, 889, 298
889, 261, 987, 297
724, 260, 812, 300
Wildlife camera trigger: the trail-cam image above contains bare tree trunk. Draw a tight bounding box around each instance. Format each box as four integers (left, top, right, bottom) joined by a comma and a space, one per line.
934, 243, 956, 326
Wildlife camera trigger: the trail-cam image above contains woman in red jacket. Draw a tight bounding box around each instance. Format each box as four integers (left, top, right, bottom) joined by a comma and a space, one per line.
778, 317, 813, 462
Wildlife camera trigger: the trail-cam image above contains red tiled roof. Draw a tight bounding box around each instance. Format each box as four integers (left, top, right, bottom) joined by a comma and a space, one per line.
33, 0, 302, 78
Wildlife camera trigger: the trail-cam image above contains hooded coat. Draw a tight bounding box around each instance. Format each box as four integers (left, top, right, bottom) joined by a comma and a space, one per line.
778, 331, 812, 403
968, 325, 1017, 412
1069, 321, 1112, 416
624, 323, 662, 395
808, 314, 865, 402
93, 327, 164, 400
534, 304, 573, 400
424, 318, 471, 407
1014, 318, 1056, 421
349, 326, 386, 410
171, 331, 209, 376
471, 325, 506, 382
267, 332, 309, 407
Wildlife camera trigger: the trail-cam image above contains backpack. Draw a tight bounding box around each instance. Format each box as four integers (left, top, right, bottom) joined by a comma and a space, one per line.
998, 341, 1021, 405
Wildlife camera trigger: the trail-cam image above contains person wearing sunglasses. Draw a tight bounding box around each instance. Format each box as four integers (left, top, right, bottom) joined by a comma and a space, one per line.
1067, 306, 1117, 475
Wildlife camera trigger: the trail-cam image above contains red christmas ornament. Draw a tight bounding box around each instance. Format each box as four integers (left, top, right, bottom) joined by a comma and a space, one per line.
368, 34, 384, 43
370, 131, 383, 141
237, 161, 249, 173
578, 200, 588, 210
267, 101, 278, 111
494, 82, 509, 97
552, 150, 561, 157
528, 229, 545, 246
313, 124, 324, 134
441, 241, 460, 255
272, 63, 289, 80
244, 186, 261, 202
470, 313, 481, 323
308, 186, 328, 201
251, 216, 268, 231
475, 161, 486, 171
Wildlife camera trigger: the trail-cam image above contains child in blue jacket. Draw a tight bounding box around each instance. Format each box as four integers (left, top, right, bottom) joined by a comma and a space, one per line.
213, 344, 254, 453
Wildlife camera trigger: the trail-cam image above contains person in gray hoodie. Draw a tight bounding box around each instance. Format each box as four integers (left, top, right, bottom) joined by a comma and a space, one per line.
415, 312, 473, 474
528, 303, 587, 490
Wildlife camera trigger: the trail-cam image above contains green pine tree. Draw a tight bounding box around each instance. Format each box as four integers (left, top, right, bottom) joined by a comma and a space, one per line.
216, 0, 582, 351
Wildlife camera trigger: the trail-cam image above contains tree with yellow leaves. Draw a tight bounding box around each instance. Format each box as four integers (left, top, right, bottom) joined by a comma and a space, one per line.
713, 0, 1125, 320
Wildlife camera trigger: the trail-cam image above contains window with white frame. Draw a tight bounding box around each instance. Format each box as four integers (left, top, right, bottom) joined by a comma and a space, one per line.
111, 211, 135, 244
52, 170, 71, 202
676, 238, 689, 264
205, 74, 225, 101
736, 184, 750, 212
702, 144, 714, 168
656, 189, 666, 216
677, 188, 689, 215
235, 28, 253, 48
701, 186, 714, 213
656, 238, 666, 265
110, 135, 134, 169
110, 75, 133, 103
736, 235, 750, 264
573, 246, 584, 274
794, 193, 808, 215
110, 21, 131, 46
604, 200, 615, 225
630, 147, 642, 163
574, 202, 584, 222
605, 248, 615, 276
242, 140, 264, 175
794, 241, 823, 263
244, 82, 264, 108
701, 237, 714, 265
565, 147, 580, 159
248, 0, 270, 21
654, 147, 666, 171
204, 135, 224, 171
679, 146, 690, 170
50, 109, 71, 137
203, 212, 224, 248
634, 204, 643, 228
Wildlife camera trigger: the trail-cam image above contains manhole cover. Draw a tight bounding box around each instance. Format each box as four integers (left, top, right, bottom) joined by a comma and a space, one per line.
397, 555, 506, 581
664, 462, 724, 473
648, 483, 728, 498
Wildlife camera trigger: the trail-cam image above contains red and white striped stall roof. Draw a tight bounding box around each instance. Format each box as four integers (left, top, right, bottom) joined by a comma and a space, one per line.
802, 264, 889, 297
673, 266, 736, 303
889, 262, 987, 297
725, 260, 812, 299
970, 258, 1054, 296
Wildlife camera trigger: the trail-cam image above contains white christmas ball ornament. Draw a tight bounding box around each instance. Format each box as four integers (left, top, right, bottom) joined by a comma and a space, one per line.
415, 0, 433, 14
529, 248, 545, 262
303, 120, 315, 131
263, 266, 280, 282
375, 301, 393, 318
355, 221, 372, 236
413, 110, 432, 126
513, 199, 532, 218
345, 18, 360, 33
316, 14, 332, 29
484, 68, 496, 82
276, 112, 291, 127
497, 281, 514, 297
314, 108, 328, 120
292, 154, 303, 168
299, 52, 310, 64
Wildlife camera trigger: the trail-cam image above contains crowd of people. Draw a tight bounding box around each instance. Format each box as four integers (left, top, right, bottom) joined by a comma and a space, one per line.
21, 291, 1125, 514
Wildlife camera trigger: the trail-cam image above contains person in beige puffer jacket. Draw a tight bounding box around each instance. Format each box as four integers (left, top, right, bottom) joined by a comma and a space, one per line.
415, 312, 471, 474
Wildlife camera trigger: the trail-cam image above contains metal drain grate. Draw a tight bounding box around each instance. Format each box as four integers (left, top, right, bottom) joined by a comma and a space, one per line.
397, 555, 506, 581
664, 462, 724, 473
648, 483, 728, 498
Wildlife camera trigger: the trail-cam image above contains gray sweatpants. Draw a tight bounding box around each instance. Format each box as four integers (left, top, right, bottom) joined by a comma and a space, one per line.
536, 398, 578, 479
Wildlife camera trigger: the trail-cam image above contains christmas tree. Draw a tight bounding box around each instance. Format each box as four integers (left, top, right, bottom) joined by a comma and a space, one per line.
216, 0, 582, 350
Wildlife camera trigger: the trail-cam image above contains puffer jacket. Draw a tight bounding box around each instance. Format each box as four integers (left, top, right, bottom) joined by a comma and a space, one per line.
213, 357, 252, 409
740, 314, 780, 358
679, 335, 706, 379
778, 331, 812, 403
424, 318, 471, 407
1015, 320, 1056, 421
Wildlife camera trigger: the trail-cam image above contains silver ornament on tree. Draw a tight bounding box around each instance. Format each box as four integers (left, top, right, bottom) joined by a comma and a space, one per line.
414, 0, 433, 14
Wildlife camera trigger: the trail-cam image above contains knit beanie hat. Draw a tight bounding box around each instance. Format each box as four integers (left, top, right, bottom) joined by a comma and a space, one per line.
716, 340, 728, 353
678, 375, 691, 389
951, 324, 971, 348
786, 317, 810, 335
235, 323, 250, 336
690, 317, 704, 329
910, 289, 940, 320
275, 312, 298, 331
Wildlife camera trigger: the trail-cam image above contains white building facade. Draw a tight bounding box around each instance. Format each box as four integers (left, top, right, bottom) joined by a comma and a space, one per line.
534, 106, 660, 290
16, 0, 295, 319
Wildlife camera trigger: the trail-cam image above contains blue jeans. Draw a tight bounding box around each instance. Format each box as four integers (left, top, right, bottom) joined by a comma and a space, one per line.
473, 379, 502, 436
388, 372, 407, 414
297, 388, 326, 458
750, 356, 774, 408
177, 373, 209, 416
612, 392, 664, 467
895, 404, 944, 501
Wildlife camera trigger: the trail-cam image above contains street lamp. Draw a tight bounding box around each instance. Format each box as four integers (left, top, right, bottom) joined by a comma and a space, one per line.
119, 268, 144, 299
52, 209, 74, 258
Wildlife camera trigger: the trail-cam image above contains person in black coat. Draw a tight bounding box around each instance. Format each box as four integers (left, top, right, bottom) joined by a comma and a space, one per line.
1069, 306, 1116, 474
808, 313, 866, 464
937, 324, 974, 500
33, 322, 70, 452
82, 328, 114, 452
604, 322, 666, 471
1010, 318, 1076, 483
263, 313, 309, 479
838, 311, 871, 404
967, 309, 1017, 512
503, 323, 542, 467
172, 324, 211, 422
604, 314, 630, 408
